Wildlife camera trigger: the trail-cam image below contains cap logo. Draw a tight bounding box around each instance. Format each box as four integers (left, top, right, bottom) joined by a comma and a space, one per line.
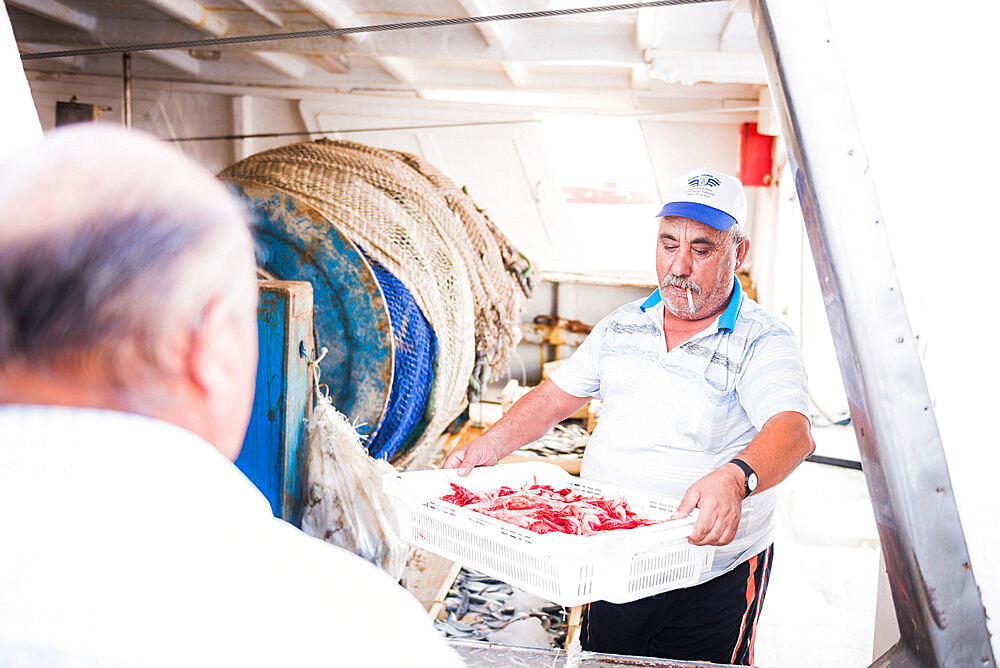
688, 174, 721, 188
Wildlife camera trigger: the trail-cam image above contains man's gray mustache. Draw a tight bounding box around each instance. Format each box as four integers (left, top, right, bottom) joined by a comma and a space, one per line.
661, 276, 701, 293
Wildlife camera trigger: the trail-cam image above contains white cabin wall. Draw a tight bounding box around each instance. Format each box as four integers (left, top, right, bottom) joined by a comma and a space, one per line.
298, 94, 577, 270
640, 120, 741, 196
25, 73, 236, 171
231, 95, 309, 161
153, 93, 235, 171
756, 156, 850, 422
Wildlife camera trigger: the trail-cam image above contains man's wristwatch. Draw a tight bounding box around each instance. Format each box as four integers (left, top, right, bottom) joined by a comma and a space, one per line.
730, 458, 758, 498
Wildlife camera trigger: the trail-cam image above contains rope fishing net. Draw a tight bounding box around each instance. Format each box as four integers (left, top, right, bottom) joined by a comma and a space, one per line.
389, 150, 535, 383
362, 252, 436, 461
221, 139, 534, 454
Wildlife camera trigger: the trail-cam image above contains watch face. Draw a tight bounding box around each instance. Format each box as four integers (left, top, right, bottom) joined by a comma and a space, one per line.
747, 472, 758, 492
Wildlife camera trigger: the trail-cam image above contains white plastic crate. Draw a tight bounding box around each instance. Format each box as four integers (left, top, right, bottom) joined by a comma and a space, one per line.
383, 462, 714, 607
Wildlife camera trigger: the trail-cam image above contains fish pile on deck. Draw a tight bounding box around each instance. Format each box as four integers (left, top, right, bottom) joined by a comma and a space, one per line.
514, 423, 588, 458
434, 569, 568, 647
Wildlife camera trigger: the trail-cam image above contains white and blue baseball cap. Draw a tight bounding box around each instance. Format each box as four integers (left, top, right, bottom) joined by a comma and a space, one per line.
657, 167, 747, 231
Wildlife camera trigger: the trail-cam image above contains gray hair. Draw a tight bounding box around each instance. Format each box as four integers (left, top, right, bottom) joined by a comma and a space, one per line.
0, 125, 256, 380
728, 223, 747, 247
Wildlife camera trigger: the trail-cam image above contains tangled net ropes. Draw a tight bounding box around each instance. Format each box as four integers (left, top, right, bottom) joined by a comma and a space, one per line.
220, 138, 534, 457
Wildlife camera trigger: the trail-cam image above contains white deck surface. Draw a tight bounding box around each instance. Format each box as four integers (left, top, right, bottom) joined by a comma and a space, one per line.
754, 423, 879, 667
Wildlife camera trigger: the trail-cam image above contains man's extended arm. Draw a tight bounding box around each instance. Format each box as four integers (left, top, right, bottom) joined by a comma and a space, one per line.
443, 379, 590, 475
673, 411, 815, 546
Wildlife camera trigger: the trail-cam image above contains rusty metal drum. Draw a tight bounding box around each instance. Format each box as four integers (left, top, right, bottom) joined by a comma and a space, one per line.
223, 179, 393, 442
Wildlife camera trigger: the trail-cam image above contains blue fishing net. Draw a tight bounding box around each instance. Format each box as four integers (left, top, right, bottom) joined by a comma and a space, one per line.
362, 251, 436, 461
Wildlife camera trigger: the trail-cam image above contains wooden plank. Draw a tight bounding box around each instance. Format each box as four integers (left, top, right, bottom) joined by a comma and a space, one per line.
278, 282, 313, 525
498, 454, 581, 475
235, 280, 313, 525
6, 0, 97, 32
402, 548, 461, 612
427, 561, 463, 621
565, 605, 583, 649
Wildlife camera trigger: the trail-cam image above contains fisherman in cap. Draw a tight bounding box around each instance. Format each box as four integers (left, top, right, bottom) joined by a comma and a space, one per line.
446, 167, 815, 664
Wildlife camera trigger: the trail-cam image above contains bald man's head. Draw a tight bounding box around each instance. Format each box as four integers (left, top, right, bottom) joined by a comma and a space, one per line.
0, 125, 255, 379
0, 125, 259, 457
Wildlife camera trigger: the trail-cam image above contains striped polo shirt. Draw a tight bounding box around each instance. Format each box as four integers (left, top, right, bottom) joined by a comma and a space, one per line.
549, 276, 810, 583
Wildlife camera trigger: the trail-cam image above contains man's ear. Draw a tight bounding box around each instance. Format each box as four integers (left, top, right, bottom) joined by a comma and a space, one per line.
735, 237, 751, 272
185, 296, 257, 461
187, 297, 231, 398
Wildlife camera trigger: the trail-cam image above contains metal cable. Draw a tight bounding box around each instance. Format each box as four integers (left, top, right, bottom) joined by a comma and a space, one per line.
164, 105, 766, 143
166, 119, 539, 143
20, 0, 721, 61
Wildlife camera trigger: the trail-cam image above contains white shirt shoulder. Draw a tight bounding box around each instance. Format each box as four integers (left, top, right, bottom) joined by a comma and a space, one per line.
0, 406, 463, 667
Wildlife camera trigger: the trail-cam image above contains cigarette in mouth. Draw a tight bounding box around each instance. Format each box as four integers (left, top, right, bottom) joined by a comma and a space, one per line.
686, 287, 695, 314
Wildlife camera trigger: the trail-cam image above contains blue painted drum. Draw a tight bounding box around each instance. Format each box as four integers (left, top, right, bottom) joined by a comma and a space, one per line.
362, 252, 436, 461
222, 179, 393, 442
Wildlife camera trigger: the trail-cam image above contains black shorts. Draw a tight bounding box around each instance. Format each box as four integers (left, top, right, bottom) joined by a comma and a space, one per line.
581, 544, 774, 665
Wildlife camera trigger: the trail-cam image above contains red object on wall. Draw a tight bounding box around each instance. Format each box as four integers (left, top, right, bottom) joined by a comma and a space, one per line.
738, 122, 775, 186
